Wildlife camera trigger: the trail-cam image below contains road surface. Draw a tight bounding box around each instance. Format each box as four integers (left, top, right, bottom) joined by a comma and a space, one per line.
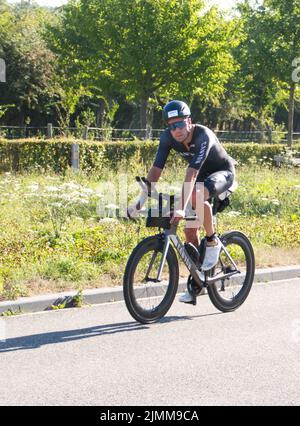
1, 278, 300, 406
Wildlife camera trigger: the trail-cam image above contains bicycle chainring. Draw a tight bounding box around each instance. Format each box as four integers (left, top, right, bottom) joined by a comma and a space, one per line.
187, 274, 204, 297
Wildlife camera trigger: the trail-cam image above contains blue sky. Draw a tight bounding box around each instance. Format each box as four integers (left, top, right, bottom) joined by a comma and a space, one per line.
9, 0, 237, 10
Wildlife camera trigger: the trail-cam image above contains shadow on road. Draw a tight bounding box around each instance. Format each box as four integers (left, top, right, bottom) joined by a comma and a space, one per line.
0, 312, 222, 353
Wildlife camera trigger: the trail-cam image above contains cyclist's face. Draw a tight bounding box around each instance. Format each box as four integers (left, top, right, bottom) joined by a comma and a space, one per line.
168, 117, 192, 142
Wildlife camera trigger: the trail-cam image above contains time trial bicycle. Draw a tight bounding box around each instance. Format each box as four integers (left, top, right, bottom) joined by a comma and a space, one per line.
123, 177, 255, 324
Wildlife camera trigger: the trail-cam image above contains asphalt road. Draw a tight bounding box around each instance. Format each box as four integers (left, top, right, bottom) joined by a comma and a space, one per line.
1, 278, 300, 406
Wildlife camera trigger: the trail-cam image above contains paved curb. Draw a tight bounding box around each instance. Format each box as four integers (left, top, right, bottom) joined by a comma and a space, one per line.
0, 265, 300, 315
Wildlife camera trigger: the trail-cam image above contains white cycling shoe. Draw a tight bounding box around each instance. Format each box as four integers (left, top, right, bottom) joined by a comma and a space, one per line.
179, 291, 194, 303
201, 238, 222, 271
179, 287, 206, 303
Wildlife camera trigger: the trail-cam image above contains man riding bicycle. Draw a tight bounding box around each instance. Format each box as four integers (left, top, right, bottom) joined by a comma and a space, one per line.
128, 100, 236, 304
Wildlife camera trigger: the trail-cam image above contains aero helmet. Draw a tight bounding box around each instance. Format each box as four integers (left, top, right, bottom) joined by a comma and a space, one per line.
163, 100, 191, 122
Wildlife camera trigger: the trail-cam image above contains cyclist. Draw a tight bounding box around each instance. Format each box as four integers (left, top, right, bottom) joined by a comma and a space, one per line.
128, 100, 236, 303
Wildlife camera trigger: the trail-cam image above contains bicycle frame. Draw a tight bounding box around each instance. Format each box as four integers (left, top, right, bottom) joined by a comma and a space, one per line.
135, 175, 241, 287
157, 225, 241, 287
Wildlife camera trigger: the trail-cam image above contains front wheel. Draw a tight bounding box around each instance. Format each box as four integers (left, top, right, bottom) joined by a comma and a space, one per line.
207, 231, 255, 312
123, 235, 179, 324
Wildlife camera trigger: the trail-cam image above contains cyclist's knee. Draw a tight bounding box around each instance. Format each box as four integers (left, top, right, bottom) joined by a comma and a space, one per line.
192, 188, 210, 210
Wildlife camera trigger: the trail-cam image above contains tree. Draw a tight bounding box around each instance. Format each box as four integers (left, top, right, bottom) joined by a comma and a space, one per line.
48, 0, 238, 132
236, 0, 300, 145
264, 0, 300, 146
0, 1, 60, 125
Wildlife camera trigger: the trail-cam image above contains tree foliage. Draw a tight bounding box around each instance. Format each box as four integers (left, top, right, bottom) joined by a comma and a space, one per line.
48, 0, 238, 129
0, 0, 59, 125
0, 0, 299, 139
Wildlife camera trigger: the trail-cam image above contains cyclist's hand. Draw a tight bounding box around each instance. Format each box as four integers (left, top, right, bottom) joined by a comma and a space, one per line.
126, 192, 148, 220
126, 204, 140, 220
170, 209, 185, 225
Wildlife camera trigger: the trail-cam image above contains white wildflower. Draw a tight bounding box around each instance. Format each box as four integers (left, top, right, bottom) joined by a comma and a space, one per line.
45, 186, 60, 192
74, 217, 84, 222
226, 211, 242, 217
28, 184, 39, 192
61, 182, 81, 190
50, 202, 63, 208
99, 218, 119, 224
81, 188, 94, 195
59, 194, 73, 201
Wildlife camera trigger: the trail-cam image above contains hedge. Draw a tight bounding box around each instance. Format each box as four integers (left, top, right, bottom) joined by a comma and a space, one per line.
0, 138, 300, 173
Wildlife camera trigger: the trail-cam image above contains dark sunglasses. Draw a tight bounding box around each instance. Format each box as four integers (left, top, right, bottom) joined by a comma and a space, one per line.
168, 120, 187, 131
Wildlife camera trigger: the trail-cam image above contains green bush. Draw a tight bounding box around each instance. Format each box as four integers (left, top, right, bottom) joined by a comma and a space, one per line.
1, 138, 300, 173
0, 165, 299, 300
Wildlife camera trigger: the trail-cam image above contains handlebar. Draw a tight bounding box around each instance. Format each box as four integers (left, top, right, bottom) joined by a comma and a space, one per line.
135, 176, 197, 222
135, 176, 176, 203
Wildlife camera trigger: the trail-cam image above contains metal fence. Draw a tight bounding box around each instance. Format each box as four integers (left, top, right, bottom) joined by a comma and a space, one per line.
0, 125, 299, 143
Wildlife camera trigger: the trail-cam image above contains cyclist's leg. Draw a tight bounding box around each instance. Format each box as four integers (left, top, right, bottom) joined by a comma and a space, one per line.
184, 183, 210, 245
197, 170, 235, 238
196, 171, 235, 270
180, 171, 235, 302
185, 171, 235, 244
180, 184, 210, 304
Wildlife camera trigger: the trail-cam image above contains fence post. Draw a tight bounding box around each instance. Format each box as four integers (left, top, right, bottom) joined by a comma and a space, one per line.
0, 58, 6, 83
47, 123, 53, 139
83, 126, 89, 140
71, 143, 80, 172
12, 144, 20, 172
145, 126, 152, 140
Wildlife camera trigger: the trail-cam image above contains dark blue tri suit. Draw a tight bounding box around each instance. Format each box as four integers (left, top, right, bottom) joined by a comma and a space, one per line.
153, 124, 235, 198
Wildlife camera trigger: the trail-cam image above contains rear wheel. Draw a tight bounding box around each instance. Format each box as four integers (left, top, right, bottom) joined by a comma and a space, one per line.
207, 231, 255, 312
123, 236, 179, 324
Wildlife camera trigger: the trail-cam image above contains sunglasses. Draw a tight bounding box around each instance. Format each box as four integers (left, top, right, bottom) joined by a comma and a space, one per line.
168, 120, 187, 131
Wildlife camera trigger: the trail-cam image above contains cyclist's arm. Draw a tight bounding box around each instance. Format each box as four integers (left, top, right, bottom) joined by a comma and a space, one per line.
134, 166, 162, 210
134, 134, 170, 212
147, 166, 162, 184
128, 132, 169, 218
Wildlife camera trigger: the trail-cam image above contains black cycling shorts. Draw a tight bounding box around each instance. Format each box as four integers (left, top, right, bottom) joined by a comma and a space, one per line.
196, 170, 235, 198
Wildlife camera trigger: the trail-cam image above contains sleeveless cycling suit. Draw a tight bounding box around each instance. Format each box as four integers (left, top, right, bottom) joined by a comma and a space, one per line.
153, 124, 235, 197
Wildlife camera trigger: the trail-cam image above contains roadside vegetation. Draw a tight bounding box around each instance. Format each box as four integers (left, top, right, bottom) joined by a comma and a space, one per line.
0, 161, 299, 301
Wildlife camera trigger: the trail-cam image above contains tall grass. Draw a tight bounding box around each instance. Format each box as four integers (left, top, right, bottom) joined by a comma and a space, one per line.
0, 162, 299, 299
